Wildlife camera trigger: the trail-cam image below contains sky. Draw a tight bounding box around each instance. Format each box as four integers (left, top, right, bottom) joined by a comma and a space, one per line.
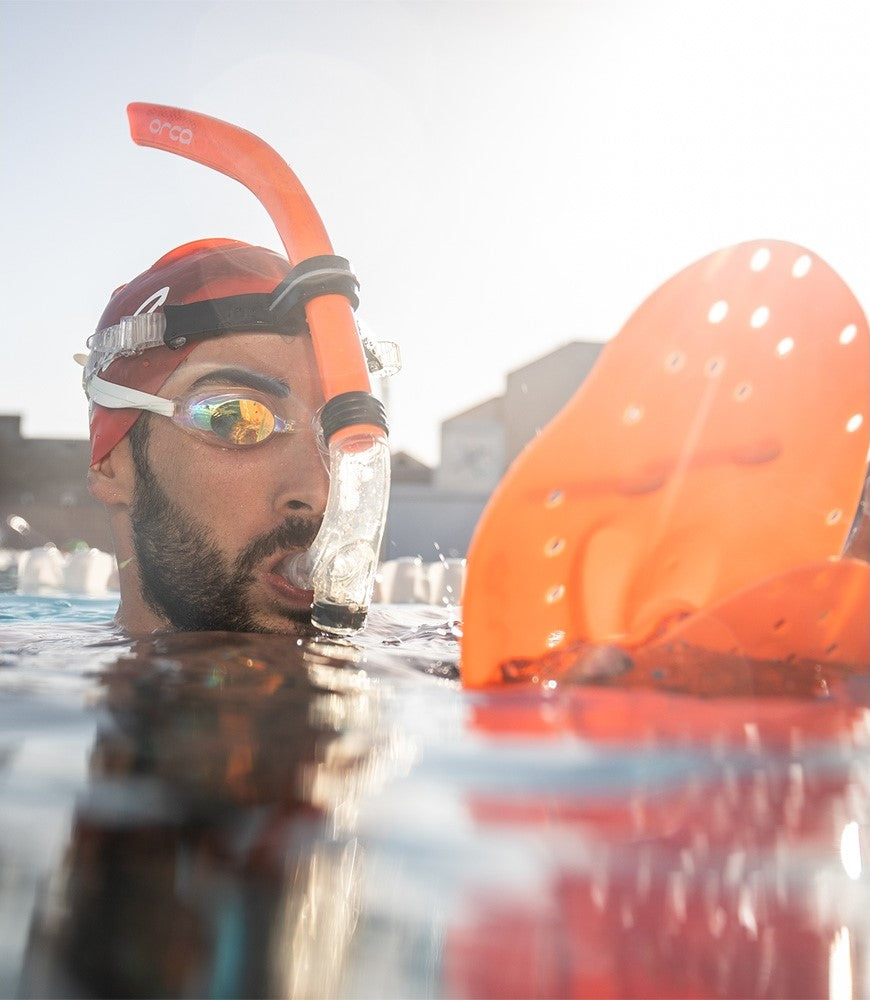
2, 0, 869, 466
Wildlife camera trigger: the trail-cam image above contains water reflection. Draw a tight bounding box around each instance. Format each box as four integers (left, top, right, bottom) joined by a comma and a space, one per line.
438, 682, 870, 999
2, 613, 868, 998
16, 631, 410, 999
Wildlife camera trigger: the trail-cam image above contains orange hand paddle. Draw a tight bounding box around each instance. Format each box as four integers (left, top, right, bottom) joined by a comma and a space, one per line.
462, 241, 869, 686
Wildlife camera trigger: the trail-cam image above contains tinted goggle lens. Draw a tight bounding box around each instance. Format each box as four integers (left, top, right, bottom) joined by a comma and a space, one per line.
189, 397, 277, 444
176, 393, 327, 457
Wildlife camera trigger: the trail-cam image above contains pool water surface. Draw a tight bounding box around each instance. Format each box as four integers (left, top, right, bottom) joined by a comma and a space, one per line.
1, 595, 867, 998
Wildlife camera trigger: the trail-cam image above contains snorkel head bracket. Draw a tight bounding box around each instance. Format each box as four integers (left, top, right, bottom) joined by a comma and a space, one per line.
269, 254, 360, 320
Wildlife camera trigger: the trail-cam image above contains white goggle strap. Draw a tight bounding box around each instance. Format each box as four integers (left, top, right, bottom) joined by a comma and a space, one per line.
87, 372, 175, 416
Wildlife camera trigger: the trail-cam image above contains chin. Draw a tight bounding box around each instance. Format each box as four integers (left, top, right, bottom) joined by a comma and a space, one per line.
249, 606, 316, 636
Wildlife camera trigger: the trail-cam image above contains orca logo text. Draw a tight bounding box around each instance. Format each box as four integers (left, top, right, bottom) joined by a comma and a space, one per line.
149, 118, 194, 145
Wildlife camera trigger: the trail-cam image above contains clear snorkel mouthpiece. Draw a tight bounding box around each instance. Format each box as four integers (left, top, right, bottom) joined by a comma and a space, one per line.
283, 426, 391, 633
308, 392, 390, 632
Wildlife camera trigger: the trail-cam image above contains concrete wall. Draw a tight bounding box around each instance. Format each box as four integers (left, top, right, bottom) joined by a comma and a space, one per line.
0, 415, 112, 552
505, 341, 603, 463
383, 483, 489, 561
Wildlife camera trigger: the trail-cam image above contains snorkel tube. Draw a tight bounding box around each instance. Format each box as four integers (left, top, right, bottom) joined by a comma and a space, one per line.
126, 103, 390, 635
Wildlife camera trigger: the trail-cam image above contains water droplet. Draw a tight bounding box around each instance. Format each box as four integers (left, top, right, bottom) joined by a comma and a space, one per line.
546, 584, 565, 603
776, 337, 794, 356
846, 414, 863, 433
544, 489, 564, 509
546, 630, 566, 648
733, 382, 752, 402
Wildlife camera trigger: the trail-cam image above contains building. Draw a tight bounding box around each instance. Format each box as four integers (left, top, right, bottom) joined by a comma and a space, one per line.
384, 341, 602, 558
0, 415, 111, 552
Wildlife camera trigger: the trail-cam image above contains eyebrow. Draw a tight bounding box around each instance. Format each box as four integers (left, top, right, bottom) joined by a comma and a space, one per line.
184, 367, 292, 398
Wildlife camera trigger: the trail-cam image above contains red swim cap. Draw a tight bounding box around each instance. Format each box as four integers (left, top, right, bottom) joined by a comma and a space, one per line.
87, 239, 292, 465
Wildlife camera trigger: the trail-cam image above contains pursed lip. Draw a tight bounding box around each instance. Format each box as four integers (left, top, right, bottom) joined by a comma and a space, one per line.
263, 551, 314, 608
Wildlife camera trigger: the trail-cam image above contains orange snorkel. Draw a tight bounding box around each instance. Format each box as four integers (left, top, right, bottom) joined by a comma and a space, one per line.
126, 102, 391, 634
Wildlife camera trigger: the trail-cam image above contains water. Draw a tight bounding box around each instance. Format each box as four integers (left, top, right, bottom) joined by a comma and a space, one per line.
1, 595, 867, 998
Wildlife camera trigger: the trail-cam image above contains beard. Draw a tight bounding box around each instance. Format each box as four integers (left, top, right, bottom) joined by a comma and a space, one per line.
130, 446, 320, 634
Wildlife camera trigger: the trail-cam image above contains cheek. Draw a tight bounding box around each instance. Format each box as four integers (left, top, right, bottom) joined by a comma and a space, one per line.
150, 434, 268, 528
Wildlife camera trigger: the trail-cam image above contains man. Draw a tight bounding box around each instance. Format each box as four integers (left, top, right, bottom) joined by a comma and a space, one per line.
82, 238, 331, 635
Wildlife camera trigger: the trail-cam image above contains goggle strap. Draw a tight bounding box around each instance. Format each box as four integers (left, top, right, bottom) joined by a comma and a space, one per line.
163, 293, 305, 349
88, 372, 175, 415
85, 272, 399, 379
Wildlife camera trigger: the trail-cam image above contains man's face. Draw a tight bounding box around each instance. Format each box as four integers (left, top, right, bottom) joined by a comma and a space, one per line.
128, 333, 329, 634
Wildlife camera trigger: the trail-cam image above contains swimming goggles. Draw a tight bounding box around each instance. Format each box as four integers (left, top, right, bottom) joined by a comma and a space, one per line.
87, 371, 320, 450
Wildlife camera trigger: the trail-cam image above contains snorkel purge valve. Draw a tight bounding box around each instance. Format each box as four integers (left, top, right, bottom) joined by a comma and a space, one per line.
126, 103, 391, 635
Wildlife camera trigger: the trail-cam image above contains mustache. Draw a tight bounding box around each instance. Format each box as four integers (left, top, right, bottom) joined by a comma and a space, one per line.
236, 514, 322, 577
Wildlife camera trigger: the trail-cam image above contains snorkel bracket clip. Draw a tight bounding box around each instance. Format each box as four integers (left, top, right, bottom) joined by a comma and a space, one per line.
270, 255, 360, 325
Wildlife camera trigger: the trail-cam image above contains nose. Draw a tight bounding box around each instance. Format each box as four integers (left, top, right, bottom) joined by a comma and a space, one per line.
275, 427, 330, 520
